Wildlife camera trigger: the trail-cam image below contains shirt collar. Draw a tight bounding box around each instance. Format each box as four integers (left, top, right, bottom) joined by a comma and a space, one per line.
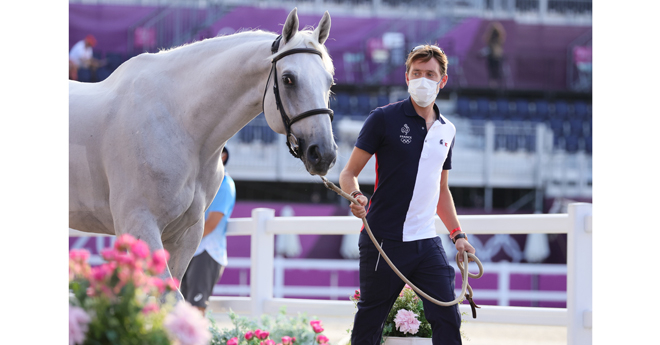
403, 96, 445, 124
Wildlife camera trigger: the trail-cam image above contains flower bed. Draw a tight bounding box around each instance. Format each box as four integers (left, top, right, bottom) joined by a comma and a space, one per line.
69, 234, 211, 345
69, 233, 334, 345
209, 308, 331, 345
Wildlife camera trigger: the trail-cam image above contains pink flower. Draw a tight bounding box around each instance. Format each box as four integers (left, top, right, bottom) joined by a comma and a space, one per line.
142, 302, 159, 314
69, 305, 91, 345
115, 251, 136, 267
352, 289, 360, 301
69, 249, 90, 263
148, 276, 165, 294
69, 249, 92, 280
90, 263, 112, 282
100, 248, 117, 261
245, 331, 255, 340
228, 337, 239, 345
292, 337, 296, 343
164, 301, 211, 345
165, 277, 180, 291
131, 239, 151, 259
310, 320, 324, 333
132, 269, 147, 287
114, 233, 137, 251
393, 309, 421, 335
281, 336, 292, 344
400, 284, 413, 297
258, 330, 270, 340
150, 249, 170, 274
263, 340, 275, 345
316, 335, 329, 344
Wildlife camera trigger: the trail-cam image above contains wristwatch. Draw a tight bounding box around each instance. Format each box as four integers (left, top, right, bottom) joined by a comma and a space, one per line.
452, 233, 468, 244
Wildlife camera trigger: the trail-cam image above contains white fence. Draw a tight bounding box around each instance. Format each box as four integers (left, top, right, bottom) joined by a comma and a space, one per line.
208, 203, 592, 345
69, 202, 592, 344
211, 257, 568, 306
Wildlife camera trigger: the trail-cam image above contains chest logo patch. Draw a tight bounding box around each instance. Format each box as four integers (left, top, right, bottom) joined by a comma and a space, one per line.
400, 124, 412, 144
440, 139, 448, 147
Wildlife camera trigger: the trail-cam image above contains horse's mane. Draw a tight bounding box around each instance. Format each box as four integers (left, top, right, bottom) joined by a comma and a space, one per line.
156, 28, 334, 76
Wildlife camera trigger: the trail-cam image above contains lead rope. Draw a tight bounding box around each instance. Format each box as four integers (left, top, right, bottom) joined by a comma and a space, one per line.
321, 177, 485, 318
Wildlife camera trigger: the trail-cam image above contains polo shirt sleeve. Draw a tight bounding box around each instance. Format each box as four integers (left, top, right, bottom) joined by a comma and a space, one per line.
207, 176, 236, 216
355, 108, 385, 154
443, 136, 454, 170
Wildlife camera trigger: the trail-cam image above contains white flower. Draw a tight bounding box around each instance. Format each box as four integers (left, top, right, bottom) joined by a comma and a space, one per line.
164, 301, 211, 345
393, 309, 421, 335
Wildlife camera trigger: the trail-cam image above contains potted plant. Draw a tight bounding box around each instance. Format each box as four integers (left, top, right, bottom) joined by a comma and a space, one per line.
69, 234, 212, 345
347, 286, 466, 345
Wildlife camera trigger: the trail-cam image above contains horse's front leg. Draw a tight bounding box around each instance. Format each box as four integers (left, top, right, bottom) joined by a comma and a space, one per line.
163, 218, 204, 299
113, 212, 185, 302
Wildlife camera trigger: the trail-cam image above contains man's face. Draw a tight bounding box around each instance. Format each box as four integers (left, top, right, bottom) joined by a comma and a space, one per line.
222, 152, 228, 166
406, 58, 447, 89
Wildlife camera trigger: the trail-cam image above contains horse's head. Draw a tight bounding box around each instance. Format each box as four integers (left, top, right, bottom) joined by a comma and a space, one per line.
263, 8, 338, 176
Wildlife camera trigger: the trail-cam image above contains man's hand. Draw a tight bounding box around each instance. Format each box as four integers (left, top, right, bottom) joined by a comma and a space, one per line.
350, 195, 368, 218
455, 238, 476, 263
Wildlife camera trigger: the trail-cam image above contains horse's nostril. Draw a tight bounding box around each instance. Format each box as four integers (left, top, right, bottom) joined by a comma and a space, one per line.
307, 144, 322, 165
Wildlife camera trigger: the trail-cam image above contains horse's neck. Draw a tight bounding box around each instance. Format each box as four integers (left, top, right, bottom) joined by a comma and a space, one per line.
160, 33, 275, 160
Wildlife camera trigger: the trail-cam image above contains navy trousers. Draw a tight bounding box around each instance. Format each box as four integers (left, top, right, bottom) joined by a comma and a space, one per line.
350, 231, 462, 345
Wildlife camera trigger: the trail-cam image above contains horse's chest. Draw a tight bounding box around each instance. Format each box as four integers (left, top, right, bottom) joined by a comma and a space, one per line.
163, 174, 222, 236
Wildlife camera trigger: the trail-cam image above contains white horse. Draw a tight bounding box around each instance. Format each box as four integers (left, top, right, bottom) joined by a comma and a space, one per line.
69, 8, 337, 299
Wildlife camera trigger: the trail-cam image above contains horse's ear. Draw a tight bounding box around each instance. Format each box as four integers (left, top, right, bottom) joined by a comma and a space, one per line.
282, 8, 299, 44
314, 11, 331, 45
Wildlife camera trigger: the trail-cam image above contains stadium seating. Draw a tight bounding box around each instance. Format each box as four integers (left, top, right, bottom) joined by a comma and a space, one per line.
76, 68, 93, 83
452, 95, 591, 153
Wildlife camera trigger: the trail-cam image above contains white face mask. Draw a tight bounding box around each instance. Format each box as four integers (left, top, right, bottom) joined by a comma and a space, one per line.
408, 77, 441, 108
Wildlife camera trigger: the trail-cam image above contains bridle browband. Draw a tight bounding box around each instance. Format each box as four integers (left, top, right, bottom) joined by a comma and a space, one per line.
262, 35, 334, 158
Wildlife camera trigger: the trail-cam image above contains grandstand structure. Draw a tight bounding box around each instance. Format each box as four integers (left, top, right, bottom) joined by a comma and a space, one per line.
69, 0, 592, 213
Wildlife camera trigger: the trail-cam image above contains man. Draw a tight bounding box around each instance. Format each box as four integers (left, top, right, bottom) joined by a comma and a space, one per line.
339, 45, 476, 345
180, 147, 236, 313
69, 34, 104, 80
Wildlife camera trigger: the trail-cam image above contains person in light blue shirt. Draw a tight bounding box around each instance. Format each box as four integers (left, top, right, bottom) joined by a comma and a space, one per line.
180, 146, 236, 312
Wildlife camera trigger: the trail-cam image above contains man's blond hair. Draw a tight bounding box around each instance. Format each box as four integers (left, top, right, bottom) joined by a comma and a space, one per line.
405, 45, 448, 77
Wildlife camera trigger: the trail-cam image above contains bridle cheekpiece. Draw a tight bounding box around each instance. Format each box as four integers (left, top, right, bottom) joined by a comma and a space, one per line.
262, 35, 334, 158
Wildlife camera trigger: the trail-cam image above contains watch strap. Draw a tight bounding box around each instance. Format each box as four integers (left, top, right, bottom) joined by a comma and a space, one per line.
452, 232, 467, 244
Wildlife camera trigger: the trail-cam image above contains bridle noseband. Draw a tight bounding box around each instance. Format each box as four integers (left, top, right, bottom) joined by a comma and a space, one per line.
262, 35, 334, 158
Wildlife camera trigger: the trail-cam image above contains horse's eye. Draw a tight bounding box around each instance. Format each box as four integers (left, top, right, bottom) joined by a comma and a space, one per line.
282, 75, 295, 85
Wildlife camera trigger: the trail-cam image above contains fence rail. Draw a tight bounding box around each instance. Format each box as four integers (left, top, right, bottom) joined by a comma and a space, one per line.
69, 202, 592, 344
211, 257, 568, 305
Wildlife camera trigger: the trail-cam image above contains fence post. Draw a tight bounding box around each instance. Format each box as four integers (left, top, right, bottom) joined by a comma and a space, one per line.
567, 203, 592, 345
250, 208, 275, 318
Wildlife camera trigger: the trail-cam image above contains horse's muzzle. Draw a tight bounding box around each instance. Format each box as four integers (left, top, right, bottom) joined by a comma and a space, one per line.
303, 141, 337, 176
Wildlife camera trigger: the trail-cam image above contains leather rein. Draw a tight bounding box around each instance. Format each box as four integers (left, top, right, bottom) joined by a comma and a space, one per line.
262, 35, 334, 158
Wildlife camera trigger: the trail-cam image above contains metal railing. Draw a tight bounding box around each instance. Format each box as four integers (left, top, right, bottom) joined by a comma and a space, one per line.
224, 115, 591, 202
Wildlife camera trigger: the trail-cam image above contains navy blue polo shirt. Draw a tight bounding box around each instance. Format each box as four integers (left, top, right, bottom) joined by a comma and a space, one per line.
355, 97, 456, 242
